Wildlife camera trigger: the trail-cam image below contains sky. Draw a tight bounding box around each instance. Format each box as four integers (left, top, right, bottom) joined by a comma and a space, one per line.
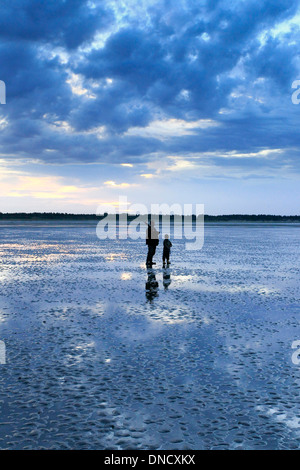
0, 0, 299, 215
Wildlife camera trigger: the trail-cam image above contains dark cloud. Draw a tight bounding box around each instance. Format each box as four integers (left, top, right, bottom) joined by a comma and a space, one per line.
0, 41, 74, 123
0, 0, 113, 49
0, 0, 299, 176
245, 34, 299, 91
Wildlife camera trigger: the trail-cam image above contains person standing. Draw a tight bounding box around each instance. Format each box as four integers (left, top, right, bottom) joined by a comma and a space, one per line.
145, 220, 159, 267
162, 234, 172, 267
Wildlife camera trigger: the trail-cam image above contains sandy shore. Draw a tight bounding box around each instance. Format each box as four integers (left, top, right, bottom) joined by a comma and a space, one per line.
0, 223, 299, 449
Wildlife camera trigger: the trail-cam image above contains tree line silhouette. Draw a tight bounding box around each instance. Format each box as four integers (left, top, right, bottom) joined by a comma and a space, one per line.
0, 213, 299, 222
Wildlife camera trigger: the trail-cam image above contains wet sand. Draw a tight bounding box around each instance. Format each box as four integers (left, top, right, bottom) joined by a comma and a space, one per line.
0, 222, 299, 449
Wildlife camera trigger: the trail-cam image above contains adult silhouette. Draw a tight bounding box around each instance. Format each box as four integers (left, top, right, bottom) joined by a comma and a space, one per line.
145, 220, 159, 267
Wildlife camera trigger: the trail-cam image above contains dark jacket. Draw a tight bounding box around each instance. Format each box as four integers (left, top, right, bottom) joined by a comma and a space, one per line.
163, 239, 172, 251
146, 224, 159, 246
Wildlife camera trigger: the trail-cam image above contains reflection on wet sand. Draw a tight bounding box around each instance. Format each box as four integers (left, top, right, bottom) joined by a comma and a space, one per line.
145, 268, 159, 303
163, 267, 172, 291
1, 223, 300, 450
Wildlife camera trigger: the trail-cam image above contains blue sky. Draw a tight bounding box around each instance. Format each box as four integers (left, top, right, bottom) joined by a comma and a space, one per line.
0, 0, 299, 214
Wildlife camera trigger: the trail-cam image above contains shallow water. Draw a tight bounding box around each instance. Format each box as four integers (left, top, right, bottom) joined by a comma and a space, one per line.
0, 222, 299, 450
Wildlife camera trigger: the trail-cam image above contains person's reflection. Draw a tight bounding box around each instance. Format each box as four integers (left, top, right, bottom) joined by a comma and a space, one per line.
163, 267, 172, 291
145, 268, 159, 302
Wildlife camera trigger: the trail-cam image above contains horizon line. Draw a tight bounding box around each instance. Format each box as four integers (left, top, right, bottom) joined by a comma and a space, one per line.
0, 212, 299, 218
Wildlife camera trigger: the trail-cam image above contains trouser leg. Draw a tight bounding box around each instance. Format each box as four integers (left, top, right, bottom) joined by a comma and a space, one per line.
147, 246, 156, 265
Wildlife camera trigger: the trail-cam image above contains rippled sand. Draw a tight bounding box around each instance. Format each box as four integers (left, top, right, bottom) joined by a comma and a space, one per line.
0, 222, 299, 450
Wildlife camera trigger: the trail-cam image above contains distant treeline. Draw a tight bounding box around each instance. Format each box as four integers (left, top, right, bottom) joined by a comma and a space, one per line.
0, 212, 299, 222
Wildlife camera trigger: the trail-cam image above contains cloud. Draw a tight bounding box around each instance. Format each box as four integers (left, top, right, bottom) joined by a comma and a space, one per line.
0, 0, 114, 49
125, 118, 220, 140
0, 172, 90, 201
0, 163, 139, 212
0, 0, 299, 192
104, 180, 135, 188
